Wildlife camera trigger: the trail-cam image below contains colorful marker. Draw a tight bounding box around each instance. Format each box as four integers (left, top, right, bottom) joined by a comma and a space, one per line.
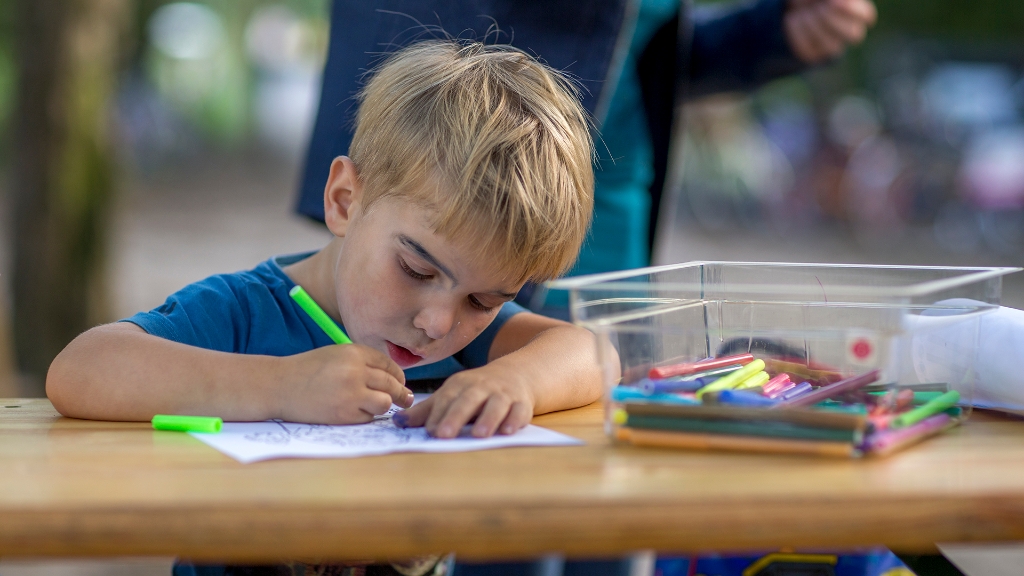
766, 380, 798, 399
639, 364, 743, 394
890, 390, 960, 429
152, 414, 222, 433
611, 387, 699, 405
912, 391, 948, 405
715, 389, 777, 407
762, 373, 791, 395
864, 413, 953, 455
637, 377, 704, 394
773, 369, 880, 409
649, 353, 754, 380
289, 285, 353, 345
695, 359, 766, 399
779, 382, 813, 401
735, 371, 770, 391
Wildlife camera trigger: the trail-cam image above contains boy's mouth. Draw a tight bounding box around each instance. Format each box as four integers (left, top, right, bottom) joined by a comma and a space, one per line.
386, 341, 424, 368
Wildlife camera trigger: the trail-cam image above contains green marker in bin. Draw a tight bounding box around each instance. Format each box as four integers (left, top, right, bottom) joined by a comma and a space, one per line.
152, 414, 222, 433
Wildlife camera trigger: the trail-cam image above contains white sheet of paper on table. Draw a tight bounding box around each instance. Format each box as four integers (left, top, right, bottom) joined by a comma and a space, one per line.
189, 404, 583, 464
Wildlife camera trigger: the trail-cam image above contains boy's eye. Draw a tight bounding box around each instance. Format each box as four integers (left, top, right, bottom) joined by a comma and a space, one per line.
399, 257, 432, 281
468, 295, 497, 312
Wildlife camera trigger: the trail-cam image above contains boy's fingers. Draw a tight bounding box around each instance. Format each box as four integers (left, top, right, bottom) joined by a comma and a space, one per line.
423, 389, 459, 433
498, 402, 532, 435
394, 396, 433, 428
359, 389, 395, 416
365, 369, 414, 408
431, 389, 488, 438
348, 410, 376, 425
435, 390, 493, 439
471, 396, 513, 438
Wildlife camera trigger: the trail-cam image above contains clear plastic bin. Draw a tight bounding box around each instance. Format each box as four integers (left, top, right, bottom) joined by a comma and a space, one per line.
548, 262, 1021, 455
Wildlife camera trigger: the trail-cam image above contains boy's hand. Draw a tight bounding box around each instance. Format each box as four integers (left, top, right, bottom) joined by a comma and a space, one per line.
394, 366, 535, 438
285, 344, 413, 424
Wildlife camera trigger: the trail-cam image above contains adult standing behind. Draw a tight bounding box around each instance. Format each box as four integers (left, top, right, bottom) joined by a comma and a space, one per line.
296, 0, 877, 303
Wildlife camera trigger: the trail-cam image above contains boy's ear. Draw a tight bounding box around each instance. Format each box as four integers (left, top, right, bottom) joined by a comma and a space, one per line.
323, 156, 364, 237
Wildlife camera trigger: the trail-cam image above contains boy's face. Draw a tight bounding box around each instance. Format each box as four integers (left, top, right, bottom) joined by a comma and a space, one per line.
331, 187, 523, 369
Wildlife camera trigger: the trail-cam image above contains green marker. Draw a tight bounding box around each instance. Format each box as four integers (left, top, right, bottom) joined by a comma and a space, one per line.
890, 390, 960, 429
289, 285, 353, 345
152, 414, 222, 433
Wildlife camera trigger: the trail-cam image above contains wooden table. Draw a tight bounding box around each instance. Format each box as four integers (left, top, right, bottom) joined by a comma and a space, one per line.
3, 398, 1024, 562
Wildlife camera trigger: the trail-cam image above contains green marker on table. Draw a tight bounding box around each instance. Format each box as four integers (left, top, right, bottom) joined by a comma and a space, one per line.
289, 285, 353, 345
152, 414, 222, 433
890, 390, 960, 429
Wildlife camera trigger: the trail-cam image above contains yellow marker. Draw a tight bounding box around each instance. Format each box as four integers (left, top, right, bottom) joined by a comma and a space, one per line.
612, 408, 628, 426
735, 371, 770, 390
696, 359, 766, 399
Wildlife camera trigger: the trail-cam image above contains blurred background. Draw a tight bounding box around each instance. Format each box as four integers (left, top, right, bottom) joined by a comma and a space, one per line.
658, 0, 1024, 310
0, 0, 1022, 406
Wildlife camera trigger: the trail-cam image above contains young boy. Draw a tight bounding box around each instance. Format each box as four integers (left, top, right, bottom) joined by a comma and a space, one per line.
46, 40, 604, 439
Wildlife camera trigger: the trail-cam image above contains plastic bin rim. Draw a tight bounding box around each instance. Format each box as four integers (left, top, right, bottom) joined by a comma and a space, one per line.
546, 261, 1022, 299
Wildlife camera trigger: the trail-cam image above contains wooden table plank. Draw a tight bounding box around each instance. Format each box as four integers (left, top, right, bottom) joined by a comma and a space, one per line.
2, 399, 1024, 561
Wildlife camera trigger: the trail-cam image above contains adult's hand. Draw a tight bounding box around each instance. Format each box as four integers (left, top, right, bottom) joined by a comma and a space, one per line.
784, 0, 878, 64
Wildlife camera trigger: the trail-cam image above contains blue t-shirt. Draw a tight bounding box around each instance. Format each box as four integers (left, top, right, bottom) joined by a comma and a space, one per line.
122, 252, 525, 382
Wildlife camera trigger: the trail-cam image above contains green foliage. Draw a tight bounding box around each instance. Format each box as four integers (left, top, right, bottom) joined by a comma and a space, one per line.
0, 0, 15, 160
694, 0, 1024, 41
137, 0, 329, 146
874, 0, 1024, 41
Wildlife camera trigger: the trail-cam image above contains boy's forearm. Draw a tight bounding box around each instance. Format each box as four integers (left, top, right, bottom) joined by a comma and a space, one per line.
488, 325, 605, 415
46, 324, 286, 421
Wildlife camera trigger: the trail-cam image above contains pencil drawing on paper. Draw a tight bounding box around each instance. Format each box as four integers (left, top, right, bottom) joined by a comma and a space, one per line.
243, 409, 421, 447
191, 401, 582, 463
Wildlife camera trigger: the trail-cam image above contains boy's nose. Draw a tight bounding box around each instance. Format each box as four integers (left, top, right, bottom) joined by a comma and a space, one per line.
413, 304, 456, 341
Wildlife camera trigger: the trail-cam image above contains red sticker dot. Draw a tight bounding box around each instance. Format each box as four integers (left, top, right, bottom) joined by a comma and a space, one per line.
852, 339, 872, 359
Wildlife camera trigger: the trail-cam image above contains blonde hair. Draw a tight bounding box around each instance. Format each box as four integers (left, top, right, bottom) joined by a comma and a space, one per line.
349, 40, 594, 283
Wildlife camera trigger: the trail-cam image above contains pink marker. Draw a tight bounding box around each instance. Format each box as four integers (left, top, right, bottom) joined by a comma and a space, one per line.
864, 413, 953, 455
648, 353, 754, 380
766, 380, 798, 399
762, 373, 791, 395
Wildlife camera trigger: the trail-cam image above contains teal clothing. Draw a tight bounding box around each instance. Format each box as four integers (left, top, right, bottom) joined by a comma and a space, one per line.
572, 0, 679, 277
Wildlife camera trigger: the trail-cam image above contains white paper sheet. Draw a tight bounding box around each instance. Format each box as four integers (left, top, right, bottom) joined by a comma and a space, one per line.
189, 405, 582, 463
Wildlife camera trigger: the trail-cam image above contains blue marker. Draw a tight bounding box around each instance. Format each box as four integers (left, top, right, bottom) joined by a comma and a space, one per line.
637, 377, 705, 394
715, 389, 777, 407
611, 386, 700, 405
639, 364, 744, 395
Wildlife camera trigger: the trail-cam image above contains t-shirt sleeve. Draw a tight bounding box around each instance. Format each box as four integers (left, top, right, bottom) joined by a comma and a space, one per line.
121, 275, 252, 353
453, 301, 527, 369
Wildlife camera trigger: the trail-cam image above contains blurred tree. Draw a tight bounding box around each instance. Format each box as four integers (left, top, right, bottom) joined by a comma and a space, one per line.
875, 0, 1024, 41
10, 0, 130, 393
